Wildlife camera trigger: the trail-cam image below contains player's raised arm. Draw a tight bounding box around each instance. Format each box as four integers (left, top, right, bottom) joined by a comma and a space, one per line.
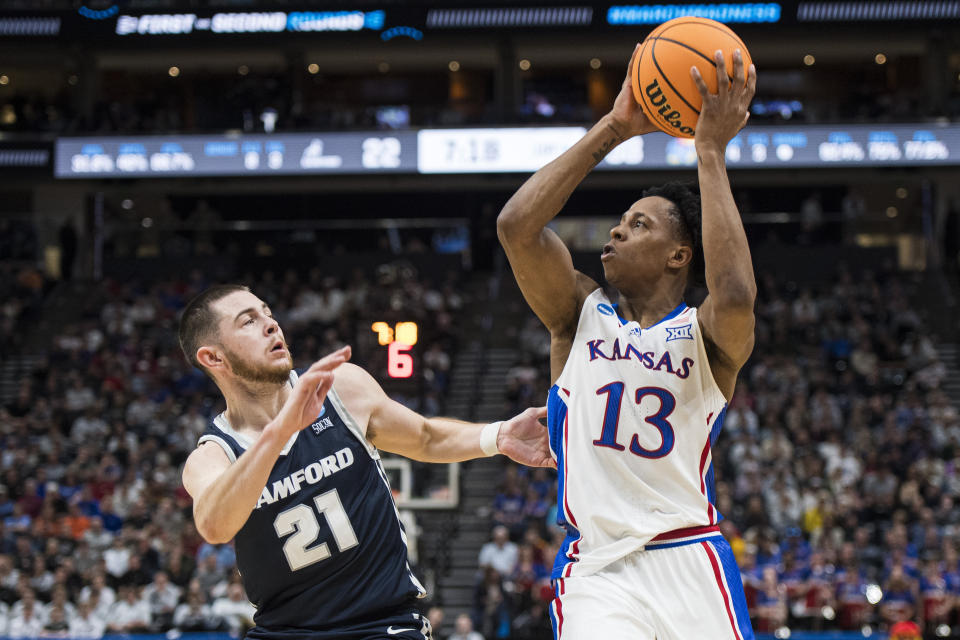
333, 363, 554, 468
182, 348, 350, 543
690, 50, 758, 399
497, 44, 658, 334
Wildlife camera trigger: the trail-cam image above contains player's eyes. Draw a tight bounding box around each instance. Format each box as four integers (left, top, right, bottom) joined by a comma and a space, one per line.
244, 317, 255, 326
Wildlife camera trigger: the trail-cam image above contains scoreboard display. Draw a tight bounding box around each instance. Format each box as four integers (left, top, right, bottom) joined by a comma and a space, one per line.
54, 123, 958, 179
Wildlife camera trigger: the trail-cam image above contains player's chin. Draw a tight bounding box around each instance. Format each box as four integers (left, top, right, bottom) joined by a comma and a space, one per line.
265, 354, 293, 373
601, 261, 622, 287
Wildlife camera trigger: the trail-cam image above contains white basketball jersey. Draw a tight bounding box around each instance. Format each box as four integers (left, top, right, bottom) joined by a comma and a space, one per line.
548, 288, 728, 579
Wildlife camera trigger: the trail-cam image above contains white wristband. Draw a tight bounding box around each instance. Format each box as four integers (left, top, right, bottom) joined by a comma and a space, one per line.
480, 421, 503, 457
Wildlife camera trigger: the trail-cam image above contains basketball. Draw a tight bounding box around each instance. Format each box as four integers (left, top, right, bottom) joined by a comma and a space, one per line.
630, 17, 752, 138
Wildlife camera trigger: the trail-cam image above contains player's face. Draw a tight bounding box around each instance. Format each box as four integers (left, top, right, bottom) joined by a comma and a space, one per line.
212, 290, 293, 385
601, 196, 688, 290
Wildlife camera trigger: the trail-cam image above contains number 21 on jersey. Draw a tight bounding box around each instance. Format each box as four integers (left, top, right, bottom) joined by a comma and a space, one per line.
274, 489, 359, 571
593, 382, 676, 458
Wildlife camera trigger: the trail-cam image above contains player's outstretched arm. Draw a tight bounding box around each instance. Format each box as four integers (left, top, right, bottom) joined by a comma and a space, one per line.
334, 363, 554, 467
690, 50, 758, 399
182, 347, 350, 543
497, 44, 657, 334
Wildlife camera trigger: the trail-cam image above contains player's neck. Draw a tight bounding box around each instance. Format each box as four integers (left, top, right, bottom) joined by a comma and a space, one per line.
220, 378, 291, 435
614, 280, 685, 328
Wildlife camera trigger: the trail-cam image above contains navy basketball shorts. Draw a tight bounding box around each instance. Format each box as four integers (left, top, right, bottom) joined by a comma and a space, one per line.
246, 609, 432, 640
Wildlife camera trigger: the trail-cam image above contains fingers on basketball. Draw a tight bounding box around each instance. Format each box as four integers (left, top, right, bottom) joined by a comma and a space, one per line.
691, 66, 709, 98
714, 50, 729, 94
632, 17, 751, 137
746, 64, 758, 98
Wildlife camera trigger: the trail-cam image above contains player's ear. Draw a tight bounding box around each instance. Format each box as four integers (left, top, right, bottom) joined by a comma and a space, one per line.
196, 346, 225, 371
668, 245, 693, 269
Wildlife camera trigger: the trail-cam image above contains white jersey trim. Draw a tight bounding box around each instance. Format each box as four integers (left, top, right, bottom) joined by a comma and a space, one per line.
197, 434, 238, 463
327, 387, 380, 460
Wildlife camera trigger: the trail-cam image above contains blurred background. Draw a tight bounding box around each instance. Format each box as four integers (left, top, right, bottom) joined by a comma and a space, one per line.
1, 1, 960, 639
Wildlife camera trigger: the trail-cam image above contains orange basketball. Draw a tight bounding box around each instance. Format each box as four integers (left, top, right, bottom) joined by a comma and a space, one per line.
630, 16, 752, 138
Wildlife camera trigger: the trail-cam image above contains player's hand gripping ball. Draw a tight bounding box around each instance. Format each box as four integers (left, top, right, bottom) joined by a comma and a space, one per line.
630, 16, 753, 138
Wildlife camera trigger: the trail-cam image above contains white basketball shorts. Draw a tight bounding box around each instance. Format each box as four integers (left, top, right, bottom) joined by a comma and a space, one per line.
549, 526, 754, 639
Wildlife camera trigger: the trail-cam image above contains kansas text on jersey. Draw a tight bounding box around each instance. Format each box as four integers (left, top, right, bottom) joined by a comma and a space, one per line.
197, 371, 425, 632
548, 289, 729, 578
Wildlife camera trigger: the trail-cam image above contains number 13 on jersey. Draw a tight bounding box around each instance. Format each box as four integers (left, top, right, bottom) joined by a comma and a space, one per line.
593, 382, 676, 458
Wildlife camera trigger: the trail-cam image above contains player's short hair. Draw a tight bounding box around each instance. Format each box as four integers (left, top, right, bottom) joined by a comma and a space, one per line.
643, 181, 705, 288
178, 284, 250, 371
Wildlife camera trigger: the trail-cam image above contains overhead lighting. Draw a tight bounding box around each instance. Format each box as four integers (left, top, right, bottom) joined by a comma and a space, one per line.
589, 57, 602, 69
0, 75, 9, 85
448, 60, 460, 72
886, 206, 898, 218
803, 54, 815, 66
874, 53, 887, 64
377, 61, 390, 73
237, 65, 249, 76
518, 59, 531, 71
168, 66, 180, 77
307, 63, 319, 74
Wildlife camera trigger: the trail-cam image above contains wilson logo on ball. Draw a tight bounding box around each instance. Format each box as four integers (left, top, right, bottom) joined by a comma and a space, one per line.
644, 79, 695, 136
629, 16, 752, 139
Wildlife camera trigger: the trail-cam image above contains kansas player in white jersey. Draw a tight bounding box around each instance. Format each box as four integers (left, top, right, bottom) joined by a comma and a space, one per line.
178, 285, 553, 640
498, 45, 757, 639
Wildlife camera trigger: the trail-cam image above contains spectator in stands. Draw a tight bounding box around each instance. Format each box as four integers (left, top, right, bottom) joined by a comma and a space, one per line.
102, 536, 130, 583
172, 591, 222, 632
27, 556, 53, 600
425, 606, 445, 640
918, 559, 952, 633
477, 526, 518, 578
196, 541, 236, 573
48, 587, 76, 625
163, 543, 195, 589
510, 543, 549, 614
4, 504, 30, 534
880, 565, 919, 626
70, 406, 109, 445
120, 551, 152, 589
106, 585, 150, 633
491, 477, 526, 539
472, 566, 510, 640
192, 551, 224, 595
68, 599, 105, 639
78, 573, 114, 621
210, 582, 255, 635
0, 487, 12, 521
61, 504, 91, 541
142, 571, 180, 630
754, 566, 788, 632
510, 601, 553, 640
82, 517, 112, 553
8, 589, 45, 638
41, 603, 70, 637
449, 612, 484, 640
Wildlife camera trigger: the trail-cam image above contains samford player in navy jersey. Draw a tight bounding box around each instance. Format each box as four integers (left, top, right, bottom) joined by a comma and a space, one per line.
498, 47, 758, 638
179, 285, 553, 640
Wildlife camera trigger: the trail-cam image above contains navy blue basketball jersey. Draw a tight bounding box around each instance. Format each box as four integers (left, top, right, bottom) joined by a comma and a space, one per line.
197, 370, 426, 633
